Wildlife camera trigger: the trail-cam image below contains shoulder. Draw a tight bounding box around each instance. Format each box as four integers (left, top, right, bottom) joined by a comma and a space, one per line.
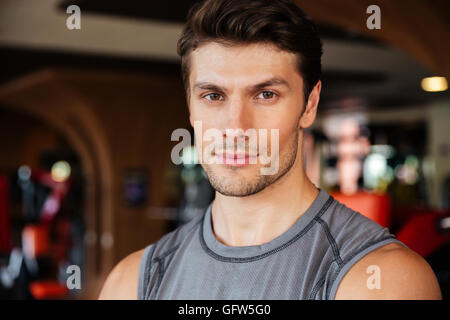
150, 212, 204, 257
335, 243, 442, 300
323, 197, 385, 240
97, 212, 205, 300
98, 248, 145, 300
321, 197, 401, 266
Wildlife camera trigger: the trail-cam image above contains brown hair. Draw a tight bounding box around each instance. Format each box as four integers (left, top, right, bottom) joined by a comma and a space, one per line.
177, 0, 322, 103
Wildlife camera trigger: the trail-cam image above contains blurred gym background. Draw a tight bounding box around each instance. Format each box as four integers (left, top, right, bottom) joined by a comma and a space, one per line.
0, 0, 449, 299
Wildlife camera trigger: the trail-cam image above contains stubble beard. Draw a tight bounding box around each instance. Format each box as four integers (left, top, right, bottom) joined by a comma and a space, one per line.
201, 128, 300, 197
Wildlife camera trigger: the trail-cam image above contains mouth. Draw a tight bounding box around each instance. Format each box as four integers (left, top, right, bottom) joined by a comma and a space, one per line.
214, 152, 259, 166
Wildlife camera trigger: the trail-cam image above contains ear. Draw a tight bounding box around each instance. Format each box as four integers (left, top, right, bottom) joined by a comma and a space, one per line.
299, 80, 321, 129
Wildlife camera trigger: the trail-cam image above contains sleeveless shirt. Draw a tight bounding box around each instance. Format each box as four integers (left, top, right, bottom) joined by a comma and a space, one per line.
137, 189, 406, 300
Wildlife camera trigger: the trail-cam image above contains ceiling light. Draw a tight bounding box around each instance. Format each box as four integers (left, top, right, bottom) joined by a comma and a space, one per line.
421, 76, 448, 92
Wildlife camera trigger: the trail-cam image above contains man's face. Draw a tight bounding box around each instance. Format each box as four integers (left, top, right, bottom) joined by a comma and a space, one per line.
188, 42, 307, 197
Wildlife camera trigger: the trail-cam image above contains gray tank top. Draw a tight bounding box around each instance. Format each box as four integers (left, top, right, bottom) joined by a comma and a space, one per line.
137, 189, 407, 300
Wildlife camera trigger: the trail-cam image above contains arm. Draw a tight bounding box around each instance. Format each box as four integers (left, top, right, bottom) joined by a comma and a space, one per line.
335, 243, 442, 300
98, 249, 145, 300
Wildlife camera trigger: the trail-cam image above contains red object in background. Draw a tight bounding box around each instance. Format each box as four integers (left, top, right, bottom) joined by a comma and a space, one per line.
331, 191, 391, 227
29, 281, 68, 299
396, 211, 450, 258
31, 169, 70, 222
22, 224, 51, 259
0, 175, 12, 253
53, 218, 72, 262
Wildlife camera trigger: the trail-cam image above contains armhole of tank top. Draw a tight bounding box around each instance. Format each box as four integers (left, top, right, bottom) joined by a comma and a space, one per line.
327, 237, 408, 300
137, 244, 153, 300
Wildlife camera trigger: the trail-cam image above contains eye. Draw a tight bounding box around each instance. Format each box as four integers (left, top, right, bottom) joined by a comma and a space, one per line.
204, 93, 223, 102
256, 91, 276, 100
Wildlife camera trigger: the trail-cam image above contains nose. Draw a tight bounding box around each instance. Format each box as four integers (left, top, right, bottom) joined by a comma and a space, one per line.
225, 96, 249, 129
222, 97, 251, 147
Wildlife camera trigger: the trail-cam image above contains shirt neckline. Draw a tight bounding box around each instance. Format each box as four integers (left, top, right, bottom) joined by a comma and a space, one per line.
200, 188, 332, 261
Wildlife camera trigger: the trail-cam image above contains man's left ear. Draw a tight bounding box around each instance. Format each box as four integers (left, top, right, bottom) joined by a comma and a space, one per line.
299, 80, 321, 129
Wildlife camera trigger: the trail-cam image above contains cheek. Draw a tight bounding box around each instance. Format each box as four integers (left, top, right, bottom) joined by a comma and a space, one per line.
190, 103, 220, 127
190, 105, 218, 138
274, 127, 296, 157
266, 112, 300, 151
189, 102, 203, 121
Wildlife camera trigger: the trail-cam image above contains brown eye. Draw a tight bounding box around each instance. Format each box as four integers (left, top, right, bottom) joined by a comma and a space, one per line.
257, 91, 275, 99
205, 93, 222, 101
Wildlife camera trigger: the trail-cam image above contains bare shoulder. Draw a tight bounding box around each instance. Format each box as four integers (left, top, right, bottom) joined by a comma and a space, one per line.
98, 248, 145, 300
335, 243, 442, 300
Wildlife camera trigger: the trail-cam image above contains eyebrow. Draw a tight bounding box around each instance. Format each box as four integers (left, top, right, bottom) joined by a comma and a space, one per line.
193, 77, 290, 93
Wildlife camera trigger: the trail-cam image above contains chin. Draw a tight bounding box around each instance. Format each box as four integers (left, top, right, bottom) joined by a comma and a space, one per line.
213, 183, 264, 197
203, 165, 273, 197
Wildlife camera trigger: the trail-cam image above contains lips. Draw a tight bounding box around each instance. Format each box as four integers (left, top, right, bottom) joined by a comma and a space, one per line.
216, 152, 258, 166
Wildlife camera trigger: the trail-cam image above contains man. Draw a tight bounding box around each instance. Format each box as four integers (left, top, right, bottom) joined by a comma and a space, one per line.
99, 0, 441, 299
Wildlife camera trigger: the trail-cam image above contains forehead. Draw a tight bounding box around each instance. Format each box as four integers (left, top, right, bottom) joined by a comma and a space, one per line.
189, 42, 301, 87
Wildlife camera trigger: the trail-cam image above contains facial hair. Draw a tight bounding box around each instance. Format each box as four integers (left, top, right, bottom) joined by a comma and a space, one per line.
202, 127, 300, 197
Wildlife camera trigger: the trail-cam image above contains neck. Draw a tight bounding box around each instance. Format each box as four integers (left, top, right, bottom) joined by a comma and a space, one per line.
211, 151, 319, 247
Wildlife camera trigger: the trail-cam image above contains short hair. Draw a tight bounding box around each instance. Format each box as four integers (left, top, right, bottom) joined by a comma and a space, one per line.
177, 0, 323, 104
